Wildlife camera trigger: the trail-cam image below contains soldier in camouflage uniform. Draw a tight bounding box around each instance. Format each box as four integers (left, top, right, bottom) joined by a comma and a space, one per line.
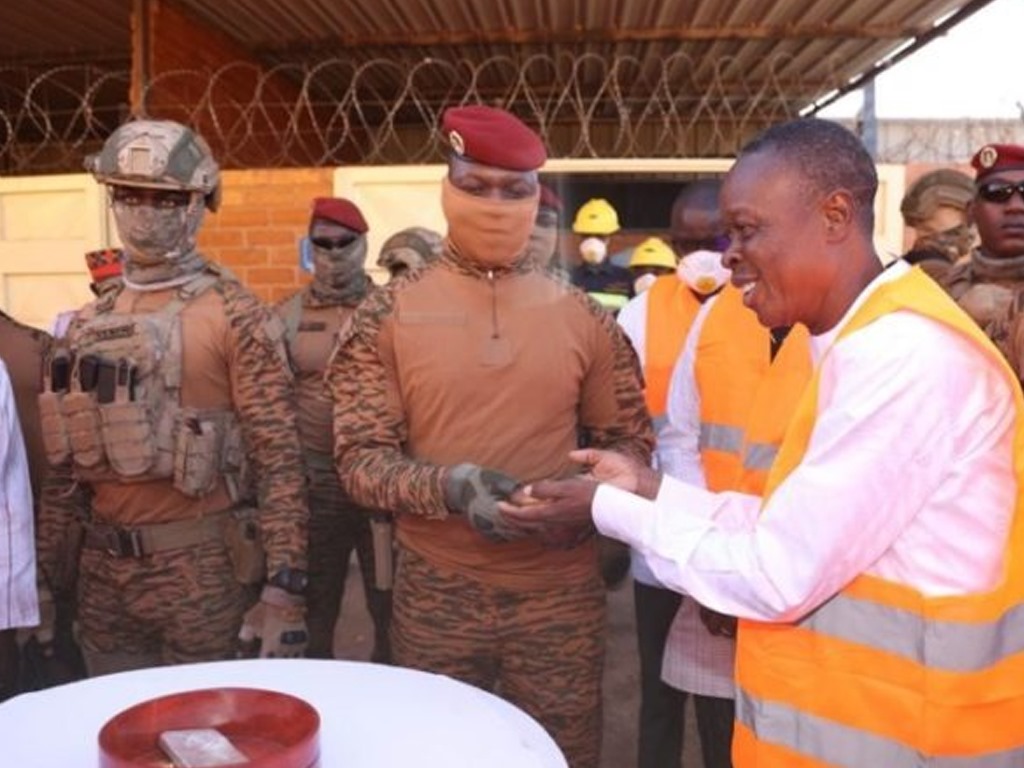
900, 168, 975, 282
328, 105, 653, 768
34, 119, 309, 676
376, 226, 443, 281
942, 144, 1024, 383
276, 197, 391, 662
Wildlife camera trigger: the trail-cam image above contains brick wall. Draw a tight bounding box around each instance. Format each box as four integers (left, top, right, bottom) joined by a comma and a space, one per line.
135, 0, 313, 168
197, 168, 332, 304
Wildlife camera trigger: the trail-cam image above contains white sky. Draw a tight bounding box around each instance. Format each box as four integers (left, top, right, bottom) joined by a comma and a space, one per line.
818, 0, 1024, 120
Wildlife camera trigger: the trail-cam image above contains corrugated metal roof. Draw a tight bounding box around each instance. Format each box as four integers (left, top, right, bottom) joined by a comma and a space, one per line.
164, 0, 975, 114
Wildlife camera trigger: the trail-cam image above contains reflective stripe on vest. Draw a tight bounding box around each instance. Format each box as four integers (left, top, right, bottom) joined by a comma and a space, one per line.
735, 267, 1024, 765
734, 323, 812, 495
698, 422, 743, 454
803, 590, 1024, 672
741, 441, 778, 472
643, 276, 701, 420
735, 692, 1024, 768
694, 285, 770, 491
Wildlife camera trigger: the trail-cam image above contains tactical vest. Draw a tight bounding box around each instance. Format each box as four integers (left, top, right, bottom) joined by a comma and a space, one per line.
734, 267, 1024, 766
38, 271, 248, 499
278, 291, 348, 456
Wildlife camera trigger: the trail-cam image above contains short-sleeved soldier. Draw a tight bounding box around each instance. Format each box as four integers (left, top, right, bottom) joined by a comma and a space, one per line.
328, 105, 653, 768
34, 119, 309, 675
276, 197, 391, 662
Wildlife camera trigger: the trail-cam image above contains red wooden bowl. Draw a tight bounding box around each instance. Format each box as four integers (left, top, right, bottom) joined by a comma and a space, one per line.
98, 687, 320, 767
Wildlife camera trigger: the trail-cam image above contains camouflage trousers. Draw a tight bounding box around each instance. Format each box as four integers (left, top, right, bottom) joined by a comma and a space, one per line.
392, 547, 606, 768
306, 466, 392, 662
77, 539, 249, 677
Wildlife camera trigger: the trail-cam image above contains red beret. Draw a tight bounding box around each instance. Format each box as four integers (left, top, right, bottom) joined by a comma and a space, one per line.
310, 197, 368, 233
441, 105, 546, 172
84, 248, 122, 282
971, 144, 1024, 180
539, 184, 562, 213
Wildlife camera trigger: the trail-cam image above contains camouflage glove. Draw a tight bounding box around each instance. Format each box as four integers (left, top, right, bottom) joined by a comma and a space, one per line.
444, 463, 524, 542
238, 585, 308, 658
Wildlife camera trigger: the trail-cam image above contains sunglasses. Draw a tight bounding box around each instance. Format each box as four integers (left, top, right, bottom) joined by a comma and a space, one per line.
310, 235, 356, 250
977, 181, 1024, 205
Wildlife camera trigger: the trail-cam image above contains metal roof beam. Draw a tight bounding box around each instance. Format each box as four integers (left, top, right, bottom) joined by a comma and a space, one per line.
254, 21, 931, 55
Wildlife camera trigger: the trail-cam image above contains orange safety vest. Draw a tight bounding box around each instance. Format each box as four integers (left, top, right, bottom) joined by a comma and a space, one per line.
643, 275, 702, 429
694, 285, 772, 491
734, 267, 1024, 766
733, 324, 812, 496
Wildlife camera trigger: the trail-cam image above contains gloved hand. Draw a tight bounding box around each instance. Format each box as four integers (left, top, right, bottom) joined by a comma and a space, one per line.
444, 463, 524, 542
238, 585, 308, 658
699, 605, 738, 638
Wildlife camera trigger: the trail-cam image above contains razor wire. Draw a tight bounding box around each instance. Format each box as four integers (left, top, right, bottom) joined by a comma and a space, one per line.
1, 53, 1021, 174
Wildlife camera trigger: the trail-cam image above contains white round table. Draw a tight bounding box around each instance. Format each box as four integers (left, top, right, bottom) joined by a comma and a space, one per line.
0, 658, 567, 767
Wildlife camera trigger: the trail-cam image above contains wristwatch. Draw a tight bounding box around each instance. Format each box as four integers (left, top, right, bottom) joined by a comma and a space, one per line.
269, 567, 308, 595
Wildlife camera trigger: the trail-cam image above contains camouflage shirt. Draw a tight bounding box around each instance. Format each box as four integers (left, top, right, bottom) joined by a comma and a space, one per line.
328, 251, 653, 588
37, 266, 308, 584
942, 249, 1024, 384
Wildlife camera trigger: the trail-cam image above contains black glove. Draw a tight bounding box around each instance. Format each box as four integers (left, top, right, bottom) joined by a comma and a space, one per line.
444, 463, 523, 542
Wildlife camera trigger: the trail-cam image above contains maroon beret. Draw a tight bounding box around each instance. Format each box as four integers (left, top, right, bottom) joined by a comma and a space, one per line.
441, 105, 547, 172
539, 183, 563, 213
310, 197, 368, 233
971, 144, 1024, 180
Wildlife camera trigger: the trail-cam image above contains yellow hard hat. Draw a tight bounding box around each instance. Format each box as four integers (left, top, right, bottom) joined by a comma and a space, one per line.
572, 198, 620, 235
629, 237, 676, 270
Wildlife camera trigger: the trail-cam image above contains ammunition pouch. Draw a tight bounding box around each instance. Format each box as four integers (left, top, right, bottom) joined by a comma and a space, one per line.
38, 391, 71, 466
223, 506, 266, 585
173, 408, 245, 499
81, 510, 231, 558
63, 390, 105, 471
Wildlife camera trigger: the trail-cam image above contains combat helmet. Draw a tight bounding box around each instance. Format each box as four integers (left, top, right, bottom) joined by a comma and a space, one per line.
86, 119, 221, 211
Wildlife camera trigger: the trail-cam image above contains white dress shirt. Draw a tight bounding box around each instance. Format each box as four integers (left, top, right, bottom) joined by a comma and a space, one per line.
596, 261, 1016, 621
0, 359, 38, 630
656, 290, 737, 698
617, 287, 709, 585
